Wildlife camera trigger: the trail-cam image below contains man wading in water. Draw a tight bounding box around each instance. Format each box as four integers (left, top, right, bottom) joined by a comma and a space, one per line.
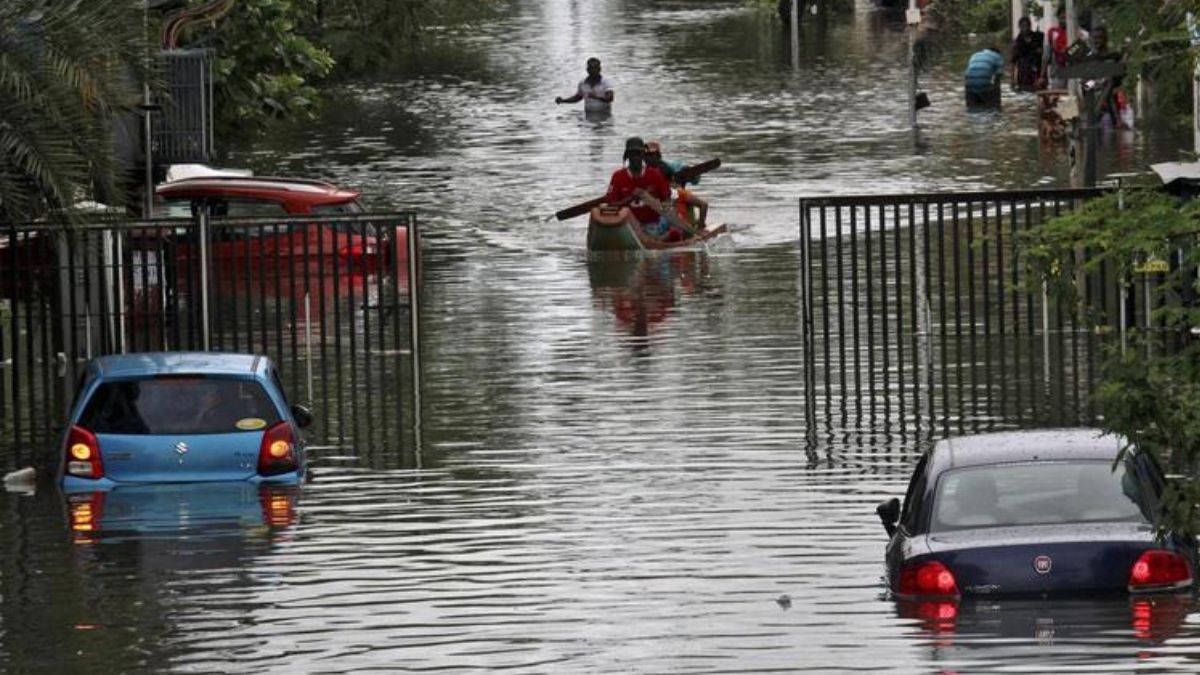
555, 57, 614, 114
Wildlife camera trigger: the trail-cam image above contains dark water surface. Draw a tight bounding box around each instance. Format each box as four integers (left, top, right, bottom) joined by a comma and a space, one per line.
5, 1, 1200, 672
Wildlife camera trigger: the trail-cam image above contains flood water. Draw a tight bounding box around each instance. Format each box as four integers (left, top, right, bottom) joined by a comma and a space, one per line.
5, 1, 1200, 672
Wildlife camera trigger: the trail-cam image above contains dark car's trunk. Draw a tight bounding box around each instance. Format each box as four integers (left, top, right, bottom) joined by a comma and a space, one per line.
920, 523, 1163, 595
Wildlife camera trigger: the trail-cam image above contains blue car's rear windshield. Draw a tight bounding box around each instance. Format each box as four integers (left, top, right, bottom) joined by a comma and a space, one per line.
79, 377, 281, 435
931, 461, 1153, 532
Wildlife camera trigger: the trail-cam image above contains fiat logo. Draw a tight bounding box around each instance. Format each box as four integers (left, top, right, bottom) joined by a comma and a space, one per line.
175, 441, 189, 456
1033, 555, 1053, 575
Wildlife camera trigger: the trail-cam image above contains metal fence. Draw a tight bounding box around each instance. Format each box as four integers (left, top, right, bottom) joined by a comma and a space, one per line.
0, 212, 420, 470
154, 49, 215, 164
795, 188, 1175, 441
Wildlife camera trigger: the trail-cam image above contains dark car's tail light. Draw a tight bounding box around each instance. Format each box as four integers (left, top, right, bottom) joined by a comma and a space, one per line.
258, 421, 298, 476
64, 425, 104, 479
1129, 550, 1192, 592
898, 560, 959, 597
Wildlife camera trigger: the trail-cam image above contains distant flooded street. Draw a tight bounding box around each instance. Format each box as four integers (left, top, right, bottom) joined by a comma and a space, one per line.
4, 1, 1200, 672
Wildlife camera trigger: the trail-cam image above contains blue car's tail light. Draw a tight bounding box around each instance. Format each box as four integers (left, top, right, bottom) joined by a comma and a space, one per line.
260, 488, 297, 527
68, 492, 105, 542
1129, 550, 1193, 592
64, 425, 104, 479
898, 560, 960, 598
258, 421, 298, 476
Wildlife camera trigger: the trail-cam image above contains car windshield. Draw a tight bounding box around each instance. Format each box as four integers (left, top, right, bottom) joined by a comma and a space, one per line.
931, 461, 1153, 531
79, 377, 281, 435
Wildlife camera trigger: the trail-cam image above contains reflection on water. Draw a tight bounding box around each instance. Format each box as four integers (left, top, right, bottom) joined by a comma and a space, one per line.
588, 253, 716, 353
64, 483, 299, 544
3, 0, 1200, 672
898, 596, 1196, 668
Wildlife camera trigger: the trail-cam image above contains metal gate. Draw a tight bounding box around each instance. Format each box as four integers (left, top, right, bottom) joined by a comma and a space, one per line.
795, 188, 1165, 441
0, 212, 420, 470
154, 49, 215, 164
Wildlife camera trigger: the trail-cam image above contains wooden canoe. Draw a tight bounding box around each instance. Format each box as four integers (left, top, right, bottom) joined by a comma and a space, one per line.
586, 205, 726, 252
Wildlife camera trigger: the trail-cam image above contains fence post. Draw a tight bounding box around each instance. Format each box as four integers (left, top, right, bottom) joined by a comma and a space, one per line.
913, 204, 933, 427
198, 211, 211, 351
305, 291, 313, 405
405, 217, 423, 467
114, 229, 127, 354
1042, 280, 1051, 389
799, 199, 817, 442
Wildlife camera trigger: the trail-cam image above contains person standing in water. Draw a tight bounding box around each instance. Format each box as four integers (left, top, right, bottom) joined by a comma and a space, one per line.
1010, 16, 1044, 92
964, 46, 1005, 109
555, 57, 614, 114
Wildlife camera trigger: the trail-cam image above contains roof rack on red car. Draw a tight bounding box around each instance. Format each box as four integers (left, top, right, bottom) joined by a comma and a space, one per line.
159, 175, 341, 190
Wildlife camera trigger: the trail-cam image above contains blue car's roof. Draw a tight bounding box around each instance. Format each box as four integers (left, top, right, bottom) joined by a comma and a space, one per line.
931, 428, 1126, 474
90, 352, 268, 378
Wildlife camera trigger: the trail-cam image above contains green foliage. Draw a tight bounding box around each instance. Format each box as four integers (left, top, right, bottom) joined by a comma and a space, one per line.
184, 0, 501, 136
1022, 190, 1200, 304
1100, 345, 1200, 537
314, 0, 500, 77
1022, 189, 1200, 538
199, 0, 334, 138
928, 0, 1011, 36
0, 0, 145, 223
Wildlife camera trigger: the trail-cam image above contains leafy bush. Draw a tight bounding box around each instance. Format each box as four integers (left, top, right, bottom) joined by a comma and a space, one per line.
1022, 189, 1200, 538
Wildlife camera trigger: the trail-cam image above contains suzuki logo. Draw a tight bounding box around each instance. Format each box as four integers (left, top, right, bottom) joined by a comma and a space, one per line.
1033, 555, 1053, 575
175, 441, 189, 456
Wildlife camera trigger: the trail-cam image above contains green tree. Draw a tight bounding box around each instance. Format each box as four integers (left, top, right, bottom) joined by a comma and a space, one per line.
195, 0, 334, 137
1022, 189, 1200, 538
313, 0, 498, 76
0, 0, 146, 223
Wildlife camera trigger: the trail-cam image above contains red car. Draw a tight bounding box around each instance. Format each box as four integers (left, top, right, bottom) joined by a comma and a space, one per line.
154, 173, 408, 270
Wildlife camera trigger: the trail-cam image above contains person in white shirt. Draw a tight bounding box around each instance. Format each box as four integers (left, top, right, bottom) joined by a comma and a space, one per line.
555, 57, 613, 113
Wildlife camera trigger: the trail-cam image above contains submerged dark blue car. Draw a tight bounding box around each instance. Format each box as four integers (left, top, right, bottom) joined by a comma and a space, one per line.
878, 429, 1196, 598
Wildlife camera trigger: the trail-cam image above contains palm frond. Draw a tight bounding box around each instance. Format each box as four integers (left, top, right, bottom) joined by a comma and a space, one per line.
0, 0, 144, 223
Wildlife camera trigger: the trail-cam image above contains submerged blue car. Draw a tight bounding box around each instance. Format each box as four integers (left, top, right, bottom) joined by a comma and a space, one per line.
878, 429, 1196, 599
59, 352, 311, 492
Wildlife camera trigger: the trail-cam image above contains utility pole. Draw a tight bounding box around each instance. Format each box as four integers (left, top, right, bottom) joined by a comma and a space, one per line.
1012, 0, 1024, 41
1063, 0, 1092, 188
791, 0, 800, 70
1065, 0, 1077, 47
1039, 1, 1053, 81
1190, 13, 1200, 156
142, 1, 154, 218
907, 0, 920, 129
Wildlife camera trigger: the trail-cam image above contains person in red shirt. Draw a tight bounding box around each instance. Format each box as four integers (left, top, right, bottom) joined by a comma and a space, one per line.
605, 137, 672, 237
1044, 6, 1069, 89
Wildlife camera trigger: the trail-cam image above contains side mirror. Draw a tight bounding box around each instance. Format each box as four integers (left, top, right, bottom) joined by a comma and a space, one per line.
291, 404, 313, 429
876, 497, 901, 538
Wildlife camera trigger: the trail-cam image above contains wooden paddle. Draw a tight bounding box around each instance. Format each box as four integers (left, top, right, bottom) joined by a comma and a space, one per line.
553, 157, 721, 221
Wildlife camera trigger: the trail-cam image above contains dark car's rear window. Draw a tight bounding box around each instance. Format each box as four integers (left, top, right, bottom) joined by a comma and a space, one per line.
79, 377, 281, 435
931, 461, 1153, 531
